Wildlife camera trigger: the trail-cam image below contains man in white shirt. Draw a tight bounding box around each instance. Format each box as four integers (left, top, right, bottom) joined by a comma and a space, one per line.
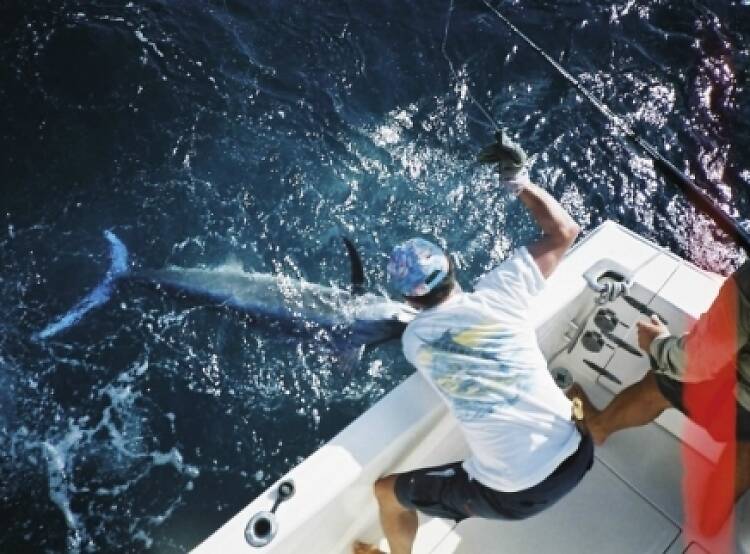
354, 139, 591, 554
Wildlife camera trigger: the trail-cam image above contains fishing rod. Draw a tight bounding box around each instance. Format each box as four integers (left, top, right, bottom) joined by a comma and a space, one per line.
480, 0, 750, 255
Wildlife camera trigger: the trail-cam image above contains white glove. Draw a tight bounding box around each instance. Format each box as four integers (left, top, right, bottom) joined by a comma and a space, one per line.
500, 168, 532, 195
478, 130, 531, 195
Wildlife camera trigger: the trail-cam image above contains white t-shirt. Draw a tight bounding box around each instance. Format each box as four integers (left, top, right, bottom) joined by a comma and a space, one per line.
402, 247, 580, 492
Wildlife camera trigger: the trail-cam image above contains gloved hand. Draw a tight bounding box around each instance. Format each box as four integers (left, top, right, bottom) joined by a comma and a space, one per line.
477, 130, 530, 194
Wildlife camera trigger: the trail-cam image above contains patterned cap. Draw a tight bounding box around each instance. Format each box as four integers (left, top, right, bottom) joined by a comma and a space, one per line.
387, 238, 450, 297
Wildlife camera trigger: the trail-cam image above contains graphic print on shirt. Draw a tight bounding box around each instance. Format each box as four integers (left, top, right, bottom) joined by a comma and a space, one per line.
415, 322, 531, 421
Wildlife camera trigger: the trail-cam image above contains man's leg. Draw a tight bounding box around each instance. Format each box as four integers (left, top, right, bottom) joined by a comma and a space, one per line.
353, 475, 418, 554
736, 441, 750, 502
571, 377, 750, 536
569, 371, 672, 445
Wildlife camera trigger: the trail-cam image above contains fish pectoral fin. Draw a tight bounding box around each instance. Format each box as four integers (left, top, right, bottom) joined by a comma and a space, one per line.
338, 343, 365, 375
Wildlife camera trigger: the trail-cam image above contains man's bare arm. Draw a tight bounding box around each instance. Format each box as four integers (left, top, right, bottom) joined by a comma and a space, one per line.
517, 182, 580, 279
478, 131, 579, 277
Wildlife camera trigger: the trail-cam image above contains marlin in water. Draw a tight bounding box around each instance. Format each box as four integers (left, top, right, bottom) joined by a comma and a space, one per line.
35, 232, 415, 363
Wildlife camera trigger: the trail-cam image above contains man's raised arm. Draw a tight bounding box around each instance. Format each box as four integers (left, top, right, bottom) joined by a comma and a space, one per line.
517, 181, 580, 279
478, 131, 580, 279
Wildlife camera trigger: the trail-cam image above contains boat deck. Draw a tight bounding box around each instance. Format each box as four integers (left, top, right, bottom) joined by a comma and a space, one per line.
194, 222, 747, 554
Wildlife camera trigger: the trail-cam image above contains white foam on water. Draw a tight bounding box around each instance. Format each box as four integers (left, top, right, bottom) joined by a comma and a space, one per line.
6, 355, 203, 551
41, 427, 87, 553
151, 447, 200, 479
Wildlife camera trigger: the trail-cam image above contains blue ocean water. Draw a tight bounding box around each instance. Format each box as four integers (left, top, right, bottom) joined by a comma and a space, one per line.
1, 0, 749, 552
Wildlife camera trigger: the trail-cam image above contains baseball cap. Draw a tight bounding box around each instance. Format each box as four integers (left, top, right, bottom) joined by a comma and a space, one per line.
387, 238, 450, 297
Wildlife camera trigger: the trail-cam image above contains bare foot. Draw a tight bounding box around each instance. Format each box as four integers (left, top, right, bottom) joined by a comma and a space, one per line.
353, 540, 385, 554
567, 383, 607, 445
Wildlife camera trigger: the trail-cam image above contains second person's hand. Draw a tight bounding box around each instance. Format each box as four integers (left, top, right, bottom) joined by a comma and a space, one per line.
636, 314, 669, 352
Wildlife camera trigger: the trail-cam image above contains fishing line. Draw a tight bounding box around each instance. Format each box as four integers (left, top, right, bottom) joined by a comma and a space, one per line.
480, 0, 750, 255
442, 0, 500, 133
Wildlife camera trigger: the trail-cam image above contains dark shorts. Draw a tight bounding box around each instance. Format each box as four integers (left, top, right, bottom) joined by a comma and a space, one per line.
654, 371, 750, 442
393, 433, 594, 522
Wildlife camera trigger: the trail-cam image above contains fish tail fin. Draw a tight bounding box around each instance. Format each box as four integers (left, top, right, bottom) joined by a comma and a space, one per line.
33, 231, 129, 340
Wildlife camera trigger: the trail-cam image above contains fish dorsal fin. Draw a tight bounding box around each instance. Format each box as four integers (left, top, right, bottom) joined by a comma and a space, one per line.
341, 237, 366, 296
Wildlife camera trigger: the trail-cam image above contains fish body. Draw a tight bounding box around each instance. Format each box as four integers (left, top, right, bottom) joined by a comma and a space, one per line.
36, 232, 415, 354
134, 265, 412, 346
